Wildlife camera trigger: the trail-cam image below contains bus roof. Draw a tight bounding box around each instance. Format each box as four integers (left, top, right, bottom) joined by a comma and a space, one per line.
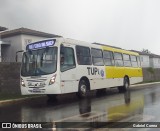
102, 46, 139, 56
65, 38, 139, 56
25, 37, 139, 56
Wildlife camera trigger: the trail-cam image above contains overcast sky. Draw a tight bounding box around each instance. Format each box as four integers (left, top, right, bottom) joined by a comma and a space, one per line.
0, 0, 160, 54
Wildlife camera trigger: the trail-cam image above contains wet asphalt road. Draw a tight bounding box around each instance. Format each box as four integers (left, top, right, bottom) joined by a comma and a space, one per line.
0, 84, 160, 130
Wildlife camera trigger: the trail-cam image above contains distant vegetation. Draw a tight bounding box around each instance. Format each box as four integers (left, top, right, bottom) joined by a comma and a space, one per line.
142, 49, 151, 54
147, 67, 155, 74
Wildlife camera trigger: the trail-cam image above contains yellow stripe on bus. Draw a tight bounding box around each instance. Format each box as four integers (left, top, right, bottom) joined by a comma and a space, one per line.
101, 45, 143, 78
105, 66, 143, 78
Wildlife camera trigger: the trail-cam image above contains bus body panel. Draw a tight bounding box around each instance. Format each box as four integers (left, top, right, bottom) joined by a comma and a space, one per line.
60, 66, 78, 94
102, 45, 143, 86
59, 43, 106, 93
21, 73, 62, 95
105, 67, 143, 78
20, 37, 143, 95
21, 38, 62, 95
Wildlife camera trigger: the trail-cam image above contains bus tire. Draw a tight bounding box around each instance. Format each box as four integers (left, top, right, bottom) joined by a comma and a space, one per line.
118, 77, 129, 93
77, 80, 90, 99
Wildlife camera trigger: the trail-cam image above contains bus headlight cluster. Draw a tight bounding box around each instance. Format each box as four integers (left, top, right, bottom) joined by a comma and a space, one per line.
49, 74, 56, 85
21, 78, 26, 87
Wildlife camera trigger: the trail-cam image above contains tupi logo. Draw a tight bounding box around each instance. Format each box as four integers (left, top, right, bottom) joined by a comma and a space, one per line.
87, 67, 104, 77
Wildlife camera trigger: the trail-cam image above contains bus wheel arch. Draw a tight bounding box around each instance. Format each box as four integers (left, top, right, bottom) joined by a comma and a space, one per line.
77, 76, 90, 99
118, 76, 130, 92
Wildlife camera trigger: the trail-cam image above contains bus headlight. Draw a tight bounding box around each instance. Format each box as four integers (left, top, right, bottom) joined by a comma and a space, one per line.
21, 78, 26, 87
49, 74, 56, 85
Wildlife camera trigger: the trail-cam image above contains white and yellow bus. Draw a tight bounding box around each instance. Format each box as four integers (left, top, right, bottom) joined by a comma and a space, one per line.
20, 37, 143, 99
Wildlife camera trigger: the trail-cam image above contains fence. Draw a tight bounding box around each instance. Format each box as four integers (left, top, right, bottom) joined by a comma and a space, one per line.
0, 62, 21, 94
0, 57, 22, 62
0, 63, 159, 94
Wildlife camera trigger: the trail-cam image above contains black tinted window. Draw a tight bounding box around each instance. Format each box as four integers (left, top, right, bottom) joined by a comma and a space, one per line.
91, 48, 104, 66
123, 54, 131, 67
114, 52, 123, 66
103, 51, 114, 66
76, 46, 91, 65
60, 47, 76, 72
131, 55, 138, 67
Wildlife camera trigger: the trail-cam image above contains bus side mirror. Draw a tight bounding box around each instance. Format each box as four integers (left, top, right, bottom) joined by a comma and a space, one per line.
15, 50, 24, 62
60, 44, 65, 53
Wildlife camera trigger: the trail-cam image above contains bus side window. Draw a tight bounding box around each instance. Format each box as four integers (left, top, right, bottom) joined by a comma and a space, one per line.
123, 54, 131, 67
60, 47, 76, 72
103, 50, 114, 66
91, 48, 104, 66
137, 56, 141, 67
114, 52, 123, 67
76, 46, 91, 65
131, 55, 138, 67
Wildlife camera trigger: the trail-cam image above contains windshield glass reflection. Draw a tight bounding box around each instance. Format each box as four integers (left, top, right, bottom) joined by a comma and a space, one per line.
21, 47, 57, 76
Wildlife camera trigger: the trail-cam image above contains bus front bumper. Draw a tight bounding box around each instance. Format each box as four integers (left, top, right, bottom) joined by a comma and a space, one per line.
21, 82, 62, 95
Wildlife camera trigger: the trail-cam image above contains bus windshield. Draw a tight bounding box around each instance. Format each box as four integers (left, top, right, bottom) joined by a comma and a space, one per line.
21, 47, 57, 76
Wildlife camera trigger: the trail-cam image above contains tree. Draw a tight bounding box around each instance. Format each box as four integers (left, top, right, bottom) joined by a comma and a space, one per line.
142, 49, 151, 54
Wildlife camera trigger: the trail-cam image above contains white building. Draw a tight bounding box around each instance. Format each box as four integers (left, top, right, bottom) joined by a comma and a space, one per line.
149, 54, 160, 68
140, 54, 150, 68
0, 27, 60, 62
130, 50, 160, 68
130, 50, 150, 68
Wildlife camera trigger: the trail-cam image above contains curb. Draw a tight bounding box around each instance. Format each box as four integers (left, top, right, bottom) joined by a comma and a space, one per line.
0, 95, 45, 105
130, 81, 160, 87
0, 82, 160, 105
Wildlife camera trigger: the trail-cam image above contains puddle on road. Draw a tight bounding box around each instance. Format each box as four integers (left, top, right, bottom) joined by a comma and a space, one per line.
48, 90, 147, 129
1, 86, 160, 130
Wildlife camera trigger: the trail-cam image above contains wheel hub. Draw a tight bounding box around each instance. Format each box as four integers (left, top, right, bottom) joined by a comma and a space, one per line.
81, 85, 86, 94
125, 82, 129, 89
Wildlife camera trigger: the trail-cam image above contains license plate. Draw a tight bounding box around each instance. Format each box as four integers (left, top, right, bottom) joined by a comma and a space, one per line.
28, 89, 45, 93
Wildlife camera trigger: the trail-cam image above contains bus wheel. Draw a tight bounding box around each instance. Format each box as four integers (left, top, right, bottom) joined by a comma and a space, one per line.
77, 80, 90, 99
118, 77, 129, 93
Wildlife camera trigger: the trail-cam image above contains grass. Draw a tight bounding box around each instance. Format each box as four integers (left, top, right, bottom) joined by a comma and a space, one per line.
0, 80, 160, 101
0, 93, 43, 101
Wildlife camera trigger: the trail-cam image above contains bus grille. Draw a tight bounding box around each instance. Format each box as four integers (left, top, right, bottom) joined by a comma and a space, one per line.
26, 77, 47, 88
26, 77, 47, 82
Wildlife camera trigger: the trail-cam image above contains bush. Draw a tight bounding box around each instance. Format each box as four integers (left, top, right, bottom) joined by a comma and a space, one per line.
147, 67, 155, 74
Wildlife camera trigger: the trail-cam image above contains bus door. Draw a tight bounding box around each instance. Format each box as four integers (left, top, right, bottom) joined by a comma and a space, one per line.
60, 44, 77, 93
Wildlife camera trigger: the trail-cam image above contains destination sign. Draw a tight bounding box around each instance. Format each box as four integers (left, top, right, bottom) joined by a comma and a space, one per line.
26, 39, 56, 50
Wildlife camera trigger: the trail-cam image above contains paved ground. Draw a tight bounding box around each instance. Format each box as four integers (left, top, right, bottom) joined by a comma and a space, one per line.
1, 82, 160, 131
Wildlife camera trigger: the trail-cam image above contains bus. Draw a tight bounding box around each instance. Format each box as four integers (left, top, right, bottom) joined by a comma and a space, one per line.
20, 37, 143, 99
